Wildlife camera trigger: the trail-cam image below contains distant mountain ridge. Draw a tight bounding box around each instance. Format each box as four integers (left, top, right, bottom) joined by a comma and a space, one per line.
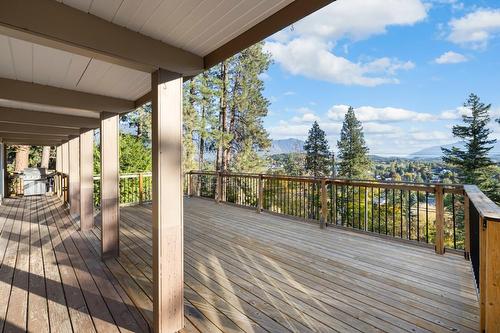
268, 139, 305, 155
410, 141, 500, 159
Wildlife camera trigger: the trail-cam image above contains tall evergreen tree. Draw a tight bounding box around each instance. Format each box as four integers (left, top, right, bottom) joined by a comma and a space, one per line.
337, 107, 371, 179
442, 93, 496, 185
304, 121, 331, 177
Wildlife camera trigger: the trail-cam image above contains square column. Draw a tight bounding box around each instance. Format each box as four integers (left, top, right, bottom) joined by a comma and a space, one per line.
80, 129, 94, 231
61, 141, 69, 202
69, 137, 80, 217
152, 69, 184, 333
100, 112, 120, 259
56, 145, 62, 172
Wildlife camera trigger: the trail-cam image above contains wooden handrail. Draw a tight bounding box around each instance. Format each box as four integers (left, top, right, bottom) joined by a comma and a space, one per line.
187, 170, 464, 193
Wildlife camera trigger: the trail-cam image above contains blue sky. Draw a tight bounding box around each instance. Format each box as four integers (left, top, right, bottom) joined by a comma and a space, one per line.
261, 0, 500, 156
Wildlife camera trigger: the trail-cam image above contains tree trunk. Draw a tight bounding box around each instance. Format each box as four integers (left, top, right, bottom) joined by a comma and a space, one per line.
41, 146, 50, 168
15, 145, 30, 172
217, 61, 228, 172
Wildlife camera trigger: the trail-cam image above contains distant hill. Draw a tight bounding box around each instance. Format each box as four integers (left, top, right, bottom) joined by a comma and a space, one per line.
268, 139, 305, 155
410, 141, 500, 161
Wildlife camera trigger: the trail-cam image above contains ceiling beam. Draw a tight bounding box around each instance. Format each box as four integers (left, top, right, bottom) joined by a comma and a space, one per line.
0, 123, 82, 136
0, 132, 68, 141
4, 139, 63, 146
0, 106, 100, 128
0, 0, 203, 75
203, 0, 336, 69
0, 78, 134, 113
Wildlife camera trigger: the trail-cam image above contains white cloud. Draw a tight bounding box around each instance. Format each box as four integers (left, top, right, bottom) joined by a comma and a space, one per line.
410, 130, 452, 141
363, 122, 400, 134
276, 0, 427, 43
265, 38, 414, 87
291, 112, 320, 123
327, 104, 436, 122
448, 8, 500, 49
265, 0, 426, 86
438, 106, 469, 119
434, 51, 468, 64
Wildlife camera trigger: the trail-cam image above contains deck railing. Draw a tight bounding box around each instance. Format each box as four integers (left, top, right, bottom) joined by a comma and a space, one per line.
188, 170, 500, 331
187, 171, 465, 254
93, 172, 152, 207
463, 185, 500, 331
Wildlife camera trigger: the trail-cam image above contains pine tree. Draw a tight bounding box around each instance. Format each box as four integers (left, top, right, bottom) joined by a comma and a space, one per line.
304, 121, 331, 177
442, 93, 496, 185
337, 107, 371, 179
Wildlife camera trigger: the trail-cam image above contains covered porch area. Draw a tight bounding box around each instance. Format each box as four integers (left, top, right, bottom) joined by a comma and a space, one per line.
0, 1, 337, 332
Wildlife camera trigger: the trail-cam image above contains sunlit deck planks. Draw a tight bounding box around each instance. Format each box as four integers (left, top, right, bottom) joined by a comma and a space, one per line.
0, 196, 480, 332
104, 197, 479, 333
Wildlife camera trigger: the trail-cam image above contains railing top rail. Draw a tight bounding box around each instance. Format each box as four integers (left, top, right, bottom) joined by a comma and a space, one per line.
92, 172, 153, 180
187, 170, 464, 193
464, 185, 500, 222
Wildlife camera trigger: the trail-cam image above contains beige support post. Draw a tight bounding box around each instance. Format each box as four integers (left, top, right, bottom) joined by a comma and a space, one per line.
69, 137, 80, 217
55, 145, 62, 196
151, 69, 184, 333
139, 173, 144, 204
56, 145, 62, 172
484, 219, 500, 332
464, 194, 470, 260
434, 184, 445, 255
80, 129, 94, 231
100, 112, 120, 259
62, 141, 69, 202
257, 174, 263, 213
320, 179, 327, 229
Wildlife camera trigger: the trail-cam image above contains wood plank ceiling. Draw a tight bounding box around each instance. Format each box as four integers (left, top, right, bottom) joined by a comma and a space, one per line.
0, 0, 330, 144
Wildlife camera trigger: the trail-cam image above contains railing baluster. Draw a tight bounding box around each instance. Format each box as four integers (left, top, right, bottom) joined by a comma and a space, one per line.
378, 187, 381, 233
426, 191, 429, 243
452, 193, 456, 249
385, 188, 388, 235
400, 190, 403, 238
417, 191, 420, 241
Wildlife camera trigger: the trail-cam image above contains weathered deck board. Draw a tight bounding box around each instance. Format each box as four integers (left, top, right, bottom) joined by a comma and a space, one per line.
0, 196, 149, 333
103, 198, 479, 333
0, 196, 479, 332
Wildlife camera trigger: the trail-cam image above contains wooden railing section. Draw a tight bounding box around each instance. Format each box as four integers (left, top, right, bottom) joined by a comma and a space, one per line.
187, 171, 465, 254
464, 185, 500, 332
93, 172, 152, 207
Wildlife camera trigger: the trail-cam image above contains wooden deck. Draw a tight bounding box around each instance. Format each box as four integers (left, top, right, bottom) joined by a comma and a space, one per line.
0, 196, 479, 332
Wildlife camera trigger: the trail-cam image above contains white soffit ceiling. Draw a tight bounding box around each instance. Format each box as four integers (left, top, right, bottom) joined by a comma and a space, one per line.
0, 35, 150, 101
57, 0, 294, 56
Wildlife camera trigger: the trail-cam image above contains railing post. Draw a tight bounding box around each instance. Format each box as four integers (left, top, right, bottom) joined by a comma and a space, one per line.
435, 184, 445, 255
138, 173, 144, 204
320, 178, 327, 229
464, 194, 470, 260
257, 174, 263, 213
483, 218, 500, 332
216, 172, 222, 203
364, 187, 368, 231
